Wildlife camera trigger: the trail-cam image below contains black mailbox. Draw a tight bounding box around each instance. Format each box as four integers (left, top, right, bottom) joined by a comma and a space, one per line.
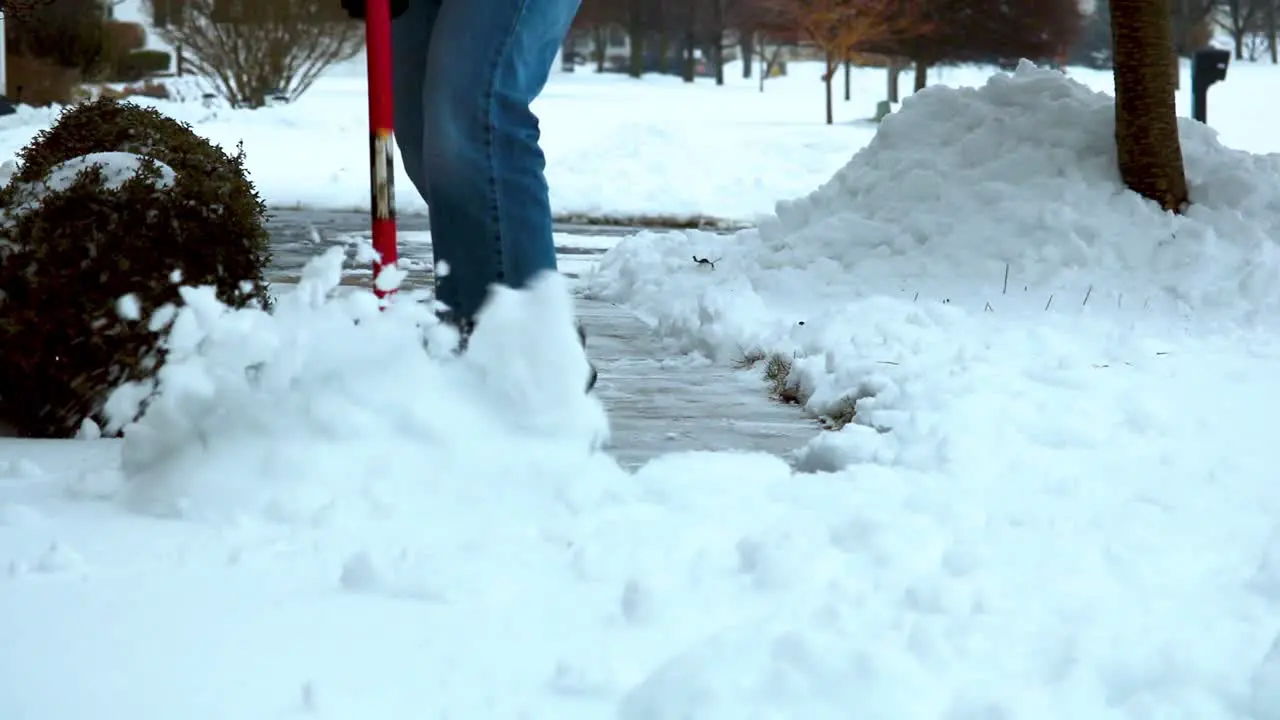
1191, 48, 1230, 124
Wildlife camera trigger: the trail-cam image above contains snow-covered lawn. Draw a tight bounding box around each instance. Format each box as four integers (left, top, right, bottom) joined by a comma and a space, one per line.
2, 56, 1277, 223
5, 61, 1280, 718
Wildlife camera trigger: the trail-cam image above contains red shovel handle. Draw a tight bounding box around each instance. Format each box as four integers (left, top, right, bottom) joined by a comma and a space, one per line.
365, 0, 397, 302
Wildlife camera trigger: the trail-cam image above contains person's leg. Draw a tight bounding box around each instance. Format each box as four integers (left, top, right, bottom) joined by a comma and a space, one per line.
419, 0, 581, 324
391, 0, 441, 210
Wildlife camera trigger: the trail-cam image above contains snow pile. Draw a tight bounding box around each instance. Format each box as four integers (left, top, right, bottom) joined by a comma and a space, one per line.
760, 60, 1280, 316
588, 61, 1280, 469
108, 248, 610, 525
595, 61, 1280, 327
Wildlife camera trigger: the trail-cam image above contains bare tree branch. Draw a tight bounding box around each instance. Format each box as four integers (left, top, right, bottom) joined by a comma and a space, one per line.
143, 0, 362, 108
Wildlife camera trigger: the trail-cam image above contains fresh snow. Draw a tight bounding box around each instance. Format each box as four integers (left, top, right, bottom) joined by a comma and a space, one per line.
4, 59, 1280, 719
41, 151, 177, 191
2, 58, 1279, 222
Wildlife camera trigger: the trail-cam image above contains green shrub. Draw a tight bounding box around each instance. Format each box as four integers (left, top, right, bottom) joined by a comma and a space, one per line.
0, 98, 272, 438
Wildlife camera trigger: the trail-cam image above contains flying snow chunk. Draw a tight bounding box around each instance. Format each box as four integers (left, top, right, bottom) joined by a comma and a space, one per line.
116, 293, 141, 321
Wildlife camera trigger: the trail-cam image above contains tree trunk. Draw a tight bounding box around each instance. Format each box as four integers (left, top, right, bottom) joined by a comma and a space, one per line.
593, 27, 605, 72
1234, 30, 1244, 59
628, 24, 644, 78
682, 31, 695, 82
741, 32, 754, 78
711, 37, 725, 85
657, 32, 670, 73
887, 60, 900, 102
824, 51, 834, 124
913, 59, 928, 90
1268, 0, 1278, 63
711, 0, 724, 85
1110, 0, 1188, 212
844, 59, 851, 100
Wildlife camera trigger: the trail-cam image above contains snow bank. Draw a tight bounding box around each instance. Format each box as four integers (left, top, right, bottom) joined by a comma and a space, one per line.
763, 60, 1280, 317
108, 248, 610, 525
596, 61, 1280, 325
589, 61, 1280, 439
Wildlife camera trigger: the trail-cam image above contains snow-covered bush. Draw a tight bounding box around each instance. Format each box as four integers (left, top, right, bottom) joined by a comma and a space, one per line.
0, 98, 271, 438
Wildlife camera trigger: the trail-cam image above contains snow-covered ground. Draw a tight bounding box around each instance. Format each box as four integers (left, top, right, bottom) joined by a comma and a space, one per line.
6, 60, 1280, 718
2, 54, 1277, 222
7, 60, 1280, 717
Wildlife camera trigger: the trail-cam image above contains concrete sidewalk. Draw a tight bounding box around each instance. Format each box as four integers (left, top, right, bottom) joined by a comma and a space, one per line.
576, 297, 813, 468
265, 221, 816, 469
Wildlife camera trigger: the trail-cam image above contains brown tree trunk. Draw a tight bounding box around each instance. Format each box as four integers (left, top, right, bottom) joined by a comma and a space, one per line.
593, 27, 606, 72
682, 31, 695, 82
628, 25, 644, 78
1268, 0, 1278, 63
741, 32, 754, 78
710, 0, 724, 85
1110, 0, 1188, 212
844, 59, 851, 100
913, 59, 928, 91
824, 51, 834, 124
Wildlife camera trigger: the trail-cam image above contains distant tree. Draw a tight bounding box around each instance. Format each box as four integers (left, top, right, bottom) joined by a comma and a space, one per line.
865, 0, 1082, 92
1110, 0, 1187, 212
1266, 0, 1279, 62
755, 0, 932, 124
574, 0, 627, 72
1217, 0, 1268, 58
143, 0, 362, 108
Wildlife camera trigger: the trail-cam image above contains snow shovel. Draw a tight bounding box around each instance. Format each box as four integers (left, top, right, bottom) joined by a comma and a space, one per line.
364, 0, 398, 303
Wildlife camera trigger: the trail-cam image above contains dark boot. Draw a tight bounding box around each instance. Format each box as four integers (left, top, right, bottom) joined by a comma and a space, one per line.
578, 322, 598, 393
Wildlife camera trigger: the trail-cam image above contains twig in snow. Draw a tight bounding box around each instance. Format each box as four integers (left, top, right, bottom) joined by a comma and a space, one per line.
734, 349, 767, 369
1082, 285, 1093, 306
1045, 294, 1054, 311
1002, 263, 1009, 295
913, 292, 919, 302
984, 301, 993, 312
692, 256, 720, 269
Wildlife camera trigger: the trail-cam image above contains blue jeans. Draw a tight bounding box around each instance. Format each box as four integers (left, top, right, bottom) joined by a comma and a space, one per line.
392, 0, 579, 324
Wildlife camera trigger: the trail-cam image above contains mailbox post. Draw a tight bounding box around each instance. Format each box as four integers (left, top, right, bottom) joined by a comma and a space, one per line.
1191, 48, 1230, 124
